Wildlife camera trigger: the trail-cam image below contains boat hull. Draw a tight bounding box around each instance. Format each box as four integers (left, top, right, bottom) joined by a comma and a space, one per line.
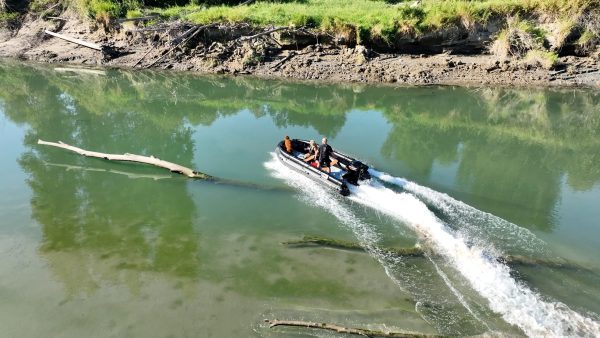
275, 139, 370, 196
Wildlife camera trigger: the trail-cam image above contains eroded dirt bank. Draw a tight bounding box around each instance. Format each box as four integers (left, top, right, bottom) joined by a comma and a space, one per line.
1, 11, 599, 87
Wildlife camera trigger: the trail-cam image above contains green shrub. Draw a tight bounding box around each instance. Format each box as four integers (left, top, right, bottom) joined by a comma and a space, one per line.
0, 11, 20, 28
524, 49, 558, 69
491, 15, 547, 58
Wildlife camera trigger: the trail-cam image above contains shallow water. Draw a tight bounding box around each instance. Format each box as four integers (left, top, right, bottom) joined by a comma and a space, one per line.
0, 61, 599, 337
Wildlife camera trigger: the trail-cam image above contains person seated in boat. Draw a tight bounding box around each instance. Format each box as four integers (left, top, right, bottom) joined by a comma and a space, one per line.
318, 137, 333, 173
283, 135, 293, 154
304, 140, 319, 163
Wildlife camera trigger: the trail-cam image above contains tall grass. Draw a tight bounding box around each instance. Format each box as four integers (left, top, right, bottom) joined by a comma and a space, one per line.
153, 0, 593, 42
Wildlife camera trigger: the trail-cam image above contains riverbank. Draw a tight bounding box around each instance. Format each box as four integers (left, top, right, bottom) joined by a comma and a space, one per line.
1, 1, 599, 87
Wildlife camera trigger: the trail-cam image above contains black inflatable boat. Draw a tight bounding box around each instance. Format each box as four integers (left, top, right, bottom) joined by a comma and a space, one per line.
275, 139, 370, 196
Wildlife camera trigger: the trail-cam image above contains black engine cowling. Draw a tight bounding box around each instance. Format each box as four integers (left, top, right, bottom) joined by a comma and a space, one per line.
343, 161, 370, 185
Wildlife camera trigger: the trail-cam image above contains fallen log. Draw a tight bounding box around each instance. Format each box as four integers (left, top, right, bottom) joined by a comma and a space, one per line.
44, 30, 102, 51
132, 47, 155, 68
271, 51, 296, 70
238, 26, 289, 42
118, 15, 158, 23
37, 139, 212, 179
46, 16, 67, 21
170, 25, 199, 46
44, 161, 173, 180
265, 319, 441, 338
54, 67, 106, 75
284, 235, 593, 272
146, 23, 217, 69
283, 235, 425, 257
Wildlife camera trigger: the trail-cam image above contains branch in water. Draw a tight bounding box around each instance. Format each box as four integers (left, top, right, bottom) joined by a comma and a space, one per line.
37, 139, 213, 179
264, 319, 442, 338
283, 235, 425, 257
284, 236, 590, 272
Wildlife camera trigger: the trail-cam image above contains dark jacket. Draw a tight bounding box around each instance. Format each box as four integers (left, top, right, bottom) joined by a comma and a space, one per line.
318, 143, 332, 165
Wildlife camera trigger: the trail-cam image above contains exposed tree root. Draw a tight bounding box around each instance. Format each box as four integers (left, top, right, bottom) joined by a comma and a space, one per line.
264, 319, 444, 338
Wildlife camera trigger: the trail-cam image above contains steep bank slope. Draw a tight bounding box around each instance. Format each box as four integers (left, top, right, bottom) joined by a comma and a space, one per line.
1, 0, 599, 86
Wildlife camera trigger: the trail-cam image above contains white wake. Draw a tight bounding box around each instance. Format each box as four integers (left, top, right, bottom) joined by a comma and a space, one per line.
351, 174, 599, 337
264, 154, 487, 333
267, 155, 600, 337
370, 169, 548, 256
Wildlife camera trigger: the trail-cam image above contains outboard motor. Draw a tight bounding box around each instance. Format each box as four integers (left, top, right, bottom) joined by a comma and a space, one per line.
351, 161, 370, 180
343, 161, 370, 185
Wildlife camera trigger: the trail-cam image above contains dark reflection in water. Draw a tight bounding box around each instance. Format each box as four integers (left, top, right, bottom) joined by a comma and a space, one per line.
1, 61, 600, 276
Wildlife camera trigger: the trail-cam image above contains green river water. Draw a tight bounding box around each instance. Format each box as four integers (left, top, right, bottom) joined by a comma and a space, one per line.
0, 61, 599, 337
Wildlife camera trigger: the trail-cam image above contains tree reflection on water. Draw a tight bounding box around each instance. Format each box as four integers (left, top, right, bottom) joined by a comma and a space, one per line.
1, 62, 599, 296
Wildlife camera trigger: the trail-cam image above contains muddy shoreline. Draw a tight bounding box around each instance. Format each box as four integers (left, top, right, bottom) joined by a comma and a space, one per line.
1, 12, 599, 87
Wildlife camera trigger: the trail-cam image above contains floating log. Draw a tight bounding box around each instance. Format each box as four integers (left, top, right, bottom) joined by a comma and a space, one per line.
44, 30, 102, 51
265, 319, 442, 338
37, 140, 212, 179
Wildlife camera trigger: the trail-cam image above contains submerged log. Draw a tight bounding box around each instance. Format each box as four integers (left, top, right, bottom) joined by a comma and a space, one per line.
265, 319, 442, 338
44, 161, 173, 180
37, 140, 212, 179
283, 235, 425, 257
284, 235, 592, 272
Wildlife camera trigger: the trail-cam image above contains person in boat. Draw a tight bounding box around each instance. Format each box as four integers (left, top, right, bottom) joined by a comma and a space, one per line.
283, 135, 293, 154
304, 139, 319, 163
318, 137, 333, 173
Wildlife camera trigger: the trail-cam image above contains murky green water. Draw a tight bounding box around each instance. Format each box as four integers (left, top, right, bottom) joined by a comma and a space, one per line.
0, 61, 599, 337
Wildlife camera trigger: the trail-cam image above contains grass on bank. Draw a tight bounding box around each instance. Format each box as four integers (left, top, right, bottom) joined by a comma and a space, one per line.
157, 0, 592, 36
3, 0, 598, 59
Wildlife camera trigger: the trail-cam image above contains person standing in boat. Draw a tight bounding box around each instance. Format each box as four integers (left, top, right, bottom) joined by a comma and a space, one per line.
318, 137, 333, 173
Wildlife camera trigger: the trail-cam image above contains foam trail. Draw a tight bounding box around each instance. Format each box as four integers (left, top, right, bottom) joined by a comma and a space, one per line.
369, 169, 547, 255
425, 254, 491, 331
264, 154, 487, 333
348, 182, 600, 337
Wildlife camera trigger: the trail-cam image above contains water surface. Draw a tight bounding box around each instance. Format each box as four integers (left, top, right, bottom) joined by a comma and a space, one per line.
0, 61, 599, 337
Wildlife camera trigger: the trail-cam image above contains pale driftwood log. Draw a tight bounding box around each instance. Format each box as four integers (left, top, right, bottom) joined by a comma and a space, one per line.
37, 140, 212, 179
54, 67, 106, 75
265, 319, 441, 338
44, 30, 102, 51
